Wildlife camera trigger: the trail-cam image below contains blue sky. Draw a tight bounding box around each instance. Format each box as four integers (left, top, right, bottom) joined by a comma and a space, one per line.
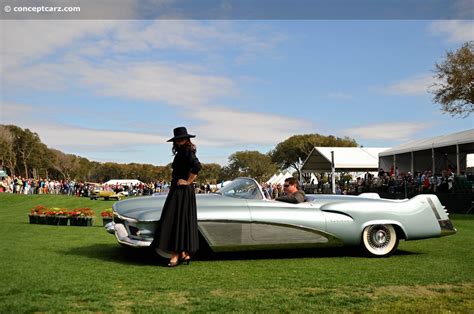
1, 19, 473, 166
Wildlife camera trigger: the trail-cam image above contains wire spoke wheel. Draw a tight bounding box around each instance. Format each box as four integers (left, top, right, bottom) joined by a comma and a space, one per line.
362, 224, 399, 257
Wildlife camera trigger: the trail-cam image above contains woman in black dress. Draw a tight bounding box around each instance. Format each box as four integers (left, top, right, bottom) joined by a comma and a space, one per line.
157, 127, 201, 267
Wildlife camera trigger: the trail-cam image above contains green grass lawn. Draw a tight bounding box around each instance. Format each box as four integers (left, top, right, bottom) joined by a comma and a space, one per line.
0, 193, 473, 312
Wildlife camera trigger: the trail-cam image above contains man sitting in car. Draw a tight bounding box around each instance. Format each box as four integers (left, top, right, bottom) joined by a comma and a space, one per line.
275, 177, 305, 204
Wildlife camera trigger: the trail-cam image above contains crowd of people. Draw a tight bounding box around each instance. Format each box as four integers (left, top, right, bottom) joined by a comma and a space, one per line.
0, 166, 463, 200
353, 167, 456, 195
300, 166, 458, 197
0, 175, 171, 197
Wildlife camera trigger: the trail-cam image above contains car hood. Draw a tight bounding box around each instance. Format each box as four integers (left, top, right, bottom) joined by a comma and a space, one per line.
113, 193, 225, 221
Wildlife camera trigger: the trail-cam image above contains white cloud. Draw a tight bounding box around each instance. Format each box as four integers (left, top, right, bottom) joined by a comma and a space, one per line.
192, 106, 313, 146
1, 20, 283, 70
1, 20, 120, 68
4, 59, 236, 107
1, 100, 313, 153
0, 103, 35, 119
0, 20, 298, 163
2, 20, 285, 107
39, 124, 167, 149
429, 20, 474, 43
77, 61, 236, 107
1, 102, 167, 150
382, 74, 436, 96
343, 123, 428, 141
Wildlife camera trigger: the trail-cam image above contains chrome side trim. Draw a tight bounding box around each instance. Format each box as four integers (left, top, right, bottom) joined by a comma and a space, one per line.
198, 220, 343, 252
198, 221, 253, 247
427, 197, 441, 220
210, 242, 339, 252
320, 210, 353, 219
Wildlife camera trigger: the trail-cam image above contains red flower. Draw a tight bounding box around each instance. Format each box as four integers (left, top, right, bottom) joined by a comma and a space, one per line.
101, 211, 113, 218
30, 205, 48, 215
72, 208, 95, 217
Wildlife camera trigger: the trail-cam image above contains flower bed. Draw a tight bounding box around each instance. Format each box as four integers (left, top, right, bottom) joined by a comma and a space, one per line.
29, 205, 47, 224
29, 206, 96, 227
100, 208, 113, 226
69, 208, 95, 227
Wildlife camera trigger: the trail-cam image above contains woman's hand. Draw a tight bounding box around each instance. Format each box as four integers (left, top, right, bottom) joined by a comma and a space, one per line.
178, 173, 197, 186
177, 179, 189, 186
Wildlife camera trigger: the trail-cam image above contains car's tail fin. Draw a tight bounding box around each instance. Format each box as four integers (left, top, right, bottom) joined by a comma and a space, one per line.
422, 194, 456, 237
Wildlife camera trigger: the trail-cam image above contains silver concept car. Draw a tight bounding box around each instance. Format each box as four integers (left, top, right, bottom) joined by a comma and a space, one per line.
106, 177, 456, 257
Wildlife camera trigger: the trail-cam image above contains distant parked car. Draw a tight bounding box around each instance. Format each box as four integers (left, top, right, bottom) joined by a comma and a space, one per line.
106, 177, 456, 257
90, 188, 126, 201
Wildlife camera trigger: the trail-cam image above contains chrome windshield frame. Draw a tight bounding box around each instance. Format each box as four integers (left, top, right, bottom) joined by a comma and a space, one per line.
218, 177, 265, 200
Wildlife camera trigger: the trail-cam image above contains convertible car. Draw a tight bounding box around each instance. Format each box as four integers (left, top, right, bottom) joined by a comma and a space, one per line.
105, 177, 456, 257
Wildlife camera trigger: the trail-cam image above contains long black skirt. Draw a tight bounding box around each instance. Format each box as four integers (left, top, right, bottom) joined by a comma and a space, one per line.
156, 185, 199, 253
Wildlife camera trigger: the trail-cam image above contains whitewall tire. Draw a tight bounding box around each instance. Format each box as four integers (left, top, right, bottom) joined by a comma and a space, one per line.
362, 224, 399, 257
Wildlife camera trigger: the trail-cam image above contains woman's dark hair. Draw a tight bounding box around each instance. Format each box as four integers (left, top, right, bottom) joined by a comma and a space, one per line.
172, 138, 196, 155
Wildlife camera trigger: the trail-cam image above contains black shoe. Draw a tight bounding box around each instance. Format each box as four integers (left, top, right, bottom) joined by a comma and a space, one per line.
181, 256, 191, 265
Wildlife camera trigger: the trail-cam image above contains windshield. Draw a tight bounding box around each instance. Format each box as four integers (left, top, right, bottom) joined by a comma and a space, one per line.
218, 178, 263, 200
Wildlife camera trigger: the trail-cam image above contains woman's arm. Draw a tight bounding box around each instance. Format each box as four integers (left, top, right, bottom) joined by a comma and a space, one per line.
177, 173, 197, 186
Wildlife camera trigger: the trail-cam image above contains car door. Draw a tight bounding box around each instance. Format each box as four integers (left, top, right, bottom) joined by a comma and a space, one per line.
196, 195, 253, 251
247, 199, 329, 248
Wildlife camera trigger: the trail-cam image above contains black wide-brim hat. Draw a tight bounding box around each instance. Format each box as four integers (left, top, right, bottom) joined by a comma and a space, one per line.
167, 126, 196, 142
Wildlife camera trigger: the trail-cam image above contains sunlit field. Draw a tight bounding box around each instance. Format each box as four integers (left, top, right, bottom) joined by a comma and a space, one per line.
0, 193, 473, 312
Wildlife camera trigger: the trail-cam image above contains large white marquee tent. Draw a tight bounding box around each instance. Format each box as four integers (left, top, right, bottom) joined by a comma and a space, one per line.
301, 147, 390, 173
379, 129, 474, 175
301, 147, 390, 193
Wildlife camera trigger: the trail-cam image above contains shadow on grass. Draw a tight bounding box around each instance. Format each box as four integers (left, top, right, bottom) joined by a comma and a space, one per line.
195, 247, 419, 261
62, 243, 420, 267
62, 244, 163, 266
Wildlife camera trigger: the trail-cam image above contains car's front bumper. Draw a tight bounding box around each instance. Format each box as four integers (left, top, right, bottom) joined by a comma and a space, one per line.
105, 212, 155, 247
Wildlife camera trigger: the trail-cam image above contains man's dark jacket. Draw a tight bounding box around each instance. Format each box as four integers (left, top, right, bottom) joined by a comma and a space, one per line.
275, 190, 306, 204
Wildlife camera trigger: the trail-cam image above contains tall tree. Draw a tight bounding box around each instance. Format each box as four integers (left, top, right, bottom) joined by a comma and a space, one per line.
147, 164, 171, 182
270, 134, 358, 178
29, 142, 54, 179
431, 41, 474, 117
8, 126, 42, 178
0, 125, 16, 176
50, 149, 77, 180
198, 163, 223, 184
223, 151, 277, 182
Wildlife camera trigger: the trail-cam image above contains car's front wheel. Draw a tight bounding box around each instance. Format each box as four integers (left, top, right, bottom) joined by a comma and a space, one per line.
361, 224, 399, 257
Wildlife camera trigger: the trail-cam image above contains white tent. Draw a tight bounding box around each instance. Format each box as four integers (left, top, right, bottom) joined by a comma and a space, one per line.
379, 129, 474, 174
266, 171, 293, 185
302, 147, 390, 172
301, 147, 390, 194
266, 173, 278, 184
104, 179, 143, 186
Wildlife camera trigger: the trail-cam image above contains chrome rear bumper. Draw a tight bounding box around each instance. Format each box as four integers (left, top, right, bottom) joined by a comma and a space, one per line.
439, 219, 457, 237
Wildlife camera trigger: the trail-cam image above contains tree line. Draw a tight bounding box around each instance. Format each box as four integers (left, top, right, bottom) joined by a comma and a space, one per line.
0, 124, 357, 184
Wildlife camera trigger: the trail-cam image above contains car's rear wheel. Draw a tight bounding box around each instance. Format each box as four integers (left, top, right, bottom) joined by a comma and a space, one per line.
361, 224, 399, 257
